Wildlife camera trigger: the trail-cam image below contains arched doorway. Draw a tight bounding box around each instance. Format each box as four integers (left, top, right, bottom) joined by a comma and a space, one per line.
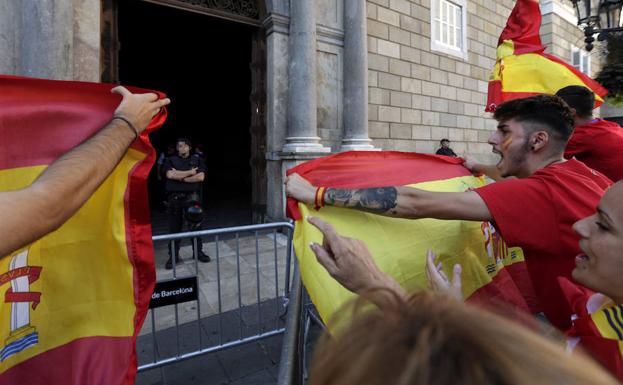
101, 0, 267, 229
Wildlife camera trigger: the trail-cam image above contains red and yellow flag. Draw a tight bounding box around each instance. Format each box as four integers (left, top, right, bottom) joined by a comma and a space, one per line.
0, 75, 165, 385
486, 0, 608, 112
287, 152, 531, 326
559, 278, 623, 381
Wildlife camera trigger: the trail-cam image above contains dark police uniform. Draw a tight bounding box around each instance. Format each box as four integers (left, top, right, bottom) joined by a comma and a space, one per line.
163, 153, 208, 264
435, 147, 457, 157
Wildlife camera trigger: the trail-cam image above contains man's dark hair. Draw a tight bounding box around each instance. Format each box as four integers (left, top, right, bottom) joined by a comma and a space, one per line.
176, 137, 192, 147
555, 85, 595, 118
440, 138, 450, 144
493, 95, 575, 149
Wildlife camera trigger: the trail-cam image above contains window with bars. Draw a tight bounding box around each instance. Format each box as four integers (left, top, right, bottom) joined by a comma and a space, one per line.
571, 46, 591, 75
431, 0, 467, 59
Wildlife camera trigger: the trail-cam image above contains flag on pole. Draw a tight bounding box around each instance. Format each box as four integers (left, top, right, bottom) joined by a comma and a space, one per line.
486, 0, 608, 112
287, 151, 531, 326
0, 75, 166, 385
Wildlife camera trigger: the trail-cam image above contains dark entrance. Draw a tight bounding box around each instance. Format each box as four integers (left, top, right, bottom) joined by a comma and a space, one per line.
103, 0, 267, 230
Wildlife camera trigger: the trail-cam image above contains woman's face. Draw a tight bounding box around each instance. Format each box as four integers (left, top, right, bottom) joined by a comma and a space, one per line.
572, 182, 623, 300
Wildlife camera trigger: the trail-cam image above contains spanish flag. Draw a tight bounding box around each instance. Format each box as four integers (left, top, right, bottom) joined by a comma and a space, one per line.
560, 278, 623, 381
0, 75, 165, 384
485, 0, 608, 112
287, 151, 530, 325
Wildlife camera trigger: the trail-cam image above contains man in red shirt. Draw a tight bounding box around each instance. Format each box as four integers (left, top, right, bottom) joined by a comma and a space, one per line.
286, 95, 612, 330
556, 85, 623, 182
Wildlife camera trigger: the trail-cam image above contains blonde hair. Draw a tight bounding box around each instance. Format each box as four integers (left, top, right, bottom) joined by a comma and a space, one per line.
310, 290, 618, 385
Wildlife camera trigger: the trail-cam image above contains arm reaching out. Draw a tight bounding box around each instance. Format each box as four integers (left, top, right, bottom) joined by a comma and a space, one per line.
0, 86, 170, 257
307, 216, 406, 299
307, 216, 464, 307
285, 173, 492, 221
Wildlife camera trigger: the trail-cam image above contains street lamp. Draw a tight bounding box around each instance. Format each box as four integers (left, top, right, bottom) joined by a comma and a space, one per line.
571, 0, 623, 51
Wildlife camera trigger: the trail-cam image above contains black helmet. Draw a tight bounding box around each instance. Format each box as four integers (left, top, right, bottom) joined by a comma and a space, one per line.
184, 192, 203, 223
185, 203, 203, 223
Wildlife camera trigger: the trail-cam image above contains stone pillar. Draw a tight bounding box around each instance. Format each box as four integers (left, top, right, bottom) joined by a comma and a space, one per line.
0, 0, 100, 81
282, 0, 330, 153
73, 0, 102, 82
264, 10, 292, 221
341, 0, 375, 151
20, 0, 75, 80
0, 1, 20, 75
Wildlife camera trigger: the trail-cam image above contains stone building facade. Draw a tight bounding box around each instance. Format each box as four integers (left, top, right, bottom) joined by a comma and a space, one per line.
365, 0, 600, 161
0, 0, 600, 221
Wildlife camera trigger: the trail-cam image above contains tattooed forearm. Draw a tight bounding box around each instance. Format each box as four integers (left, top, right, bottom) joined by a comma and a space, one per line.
325, 187, 398, 214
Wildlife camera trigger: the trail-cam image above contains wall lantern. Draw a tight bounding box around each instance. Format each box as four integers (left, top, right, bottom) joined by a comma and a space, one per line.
571, 0, 623, 50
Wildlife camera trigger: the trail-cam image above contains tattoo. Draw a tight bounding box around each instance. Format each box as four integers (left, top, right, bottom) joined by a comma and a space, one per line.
325, 187, 398, 213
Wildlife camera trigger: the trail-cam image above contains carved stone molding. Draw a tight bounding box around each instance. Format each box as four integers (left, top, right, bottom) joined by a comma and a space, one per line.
185, 0, 259, 19
142, 0, 263, 26
262, 12, 289, 35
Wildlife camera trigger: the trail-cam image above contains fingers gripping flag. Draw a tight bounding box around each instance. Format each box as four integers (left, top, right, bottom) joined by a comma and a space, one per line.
287, 151, 532, 326
486, 0, 607, 112
0, 75, 166, 385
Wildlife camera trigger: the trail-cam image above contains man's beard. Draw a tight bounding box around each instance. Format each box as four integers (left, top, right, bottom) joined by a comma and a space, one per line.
500, 137, 530, 178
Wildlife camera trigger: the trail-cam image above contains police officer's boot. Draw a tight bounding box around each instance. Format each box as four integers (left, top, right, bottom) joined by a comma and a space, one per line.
165, 243, 182, 270
197, 250, 211, 263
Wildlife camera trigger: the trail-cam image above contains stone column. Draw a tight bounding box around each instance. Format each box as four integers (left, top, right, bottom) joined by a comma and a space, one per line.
0, 1, 20, 75
341, 0, 376, 151
282, 0, 330, 153
20, 0, 75, 80
1, 0, 100, 81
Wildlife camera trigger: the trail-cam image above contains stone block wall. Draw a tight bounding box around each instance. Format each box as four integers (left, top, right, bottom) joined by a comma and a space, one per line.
366, 0, 600, 162
540, 0, 602, 78
541, 13, 581, 60
366, 0, 516, 163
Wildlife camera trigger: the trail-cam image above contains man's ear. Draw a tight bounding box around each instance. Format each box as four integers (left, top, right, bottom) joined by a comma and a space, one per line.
530, 131, 549, 152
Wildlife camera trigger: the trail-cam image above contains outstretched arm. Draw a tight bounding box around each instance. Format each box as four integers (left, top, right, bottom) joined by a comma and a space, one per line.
285, 173, 492, 222
0, 86, 170, 257
307, 217, 463, 308
307, 216, 406, 303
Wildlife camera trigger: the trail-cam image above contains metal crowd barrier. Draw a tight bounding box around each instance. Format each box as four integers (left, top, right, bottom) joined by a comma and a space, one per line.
137, 222, 294, 372
277, 268, 326, 385
276, 265, 302, 385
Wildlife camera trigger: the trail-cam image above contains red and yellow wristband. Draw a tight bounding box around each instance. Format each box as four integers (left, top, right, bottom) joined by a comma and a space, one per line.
314, 186, 327, 211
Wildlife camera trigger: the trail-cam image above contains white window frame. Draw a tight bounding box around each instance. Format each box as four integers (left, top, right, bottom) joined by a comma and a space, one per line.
571, 46, 591, 76
430, 0, 468, 60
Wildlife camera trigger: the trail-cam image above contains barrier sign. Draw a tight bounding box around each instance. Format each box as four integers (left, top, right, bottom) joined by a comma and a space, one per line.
149, 276, 198, 308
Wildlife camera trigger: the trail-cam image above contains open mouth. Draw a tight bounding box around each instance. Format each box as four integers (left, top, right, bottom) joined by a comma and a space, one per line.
575, 253, 589, 266
492, 149, 503, 167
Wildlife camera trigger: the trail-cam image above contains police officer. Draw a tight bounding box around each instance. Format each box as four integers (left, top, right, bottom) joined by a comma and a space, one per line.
163, 138, 210, 269
435, 138, 457, 157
